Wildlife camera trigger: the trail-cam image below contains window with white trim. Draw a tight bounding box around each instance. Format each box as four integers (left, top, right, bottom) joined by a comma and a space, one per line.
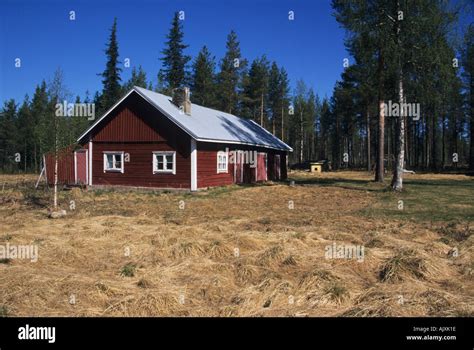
103, 152, 124, 173
217, 151, 228, 173
153, 151, 176, 174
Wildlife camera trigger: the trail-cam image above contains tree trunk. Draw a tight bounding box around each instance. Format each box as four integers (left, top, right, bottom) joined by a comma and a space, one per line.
53, 141, 58, 210
427, 119, 430, 169
392, 78, 405, 191
392, 3, 405, 191
53, 111, 58, 210
375, 46, 385, 182
432, 105, 437, 170
405, 114, 409, 168
470, 112, 474, 170
376, 100, 385, 182
281, 106, 285, 142
300, 111, 304, 163
387, 118, 391, 170
366, 108, 371, 171
34, 143, 37, 173
452, 112, 458, 168
442, 114, 446, 168
470, 74, 474, 170
24, 142, 27, 172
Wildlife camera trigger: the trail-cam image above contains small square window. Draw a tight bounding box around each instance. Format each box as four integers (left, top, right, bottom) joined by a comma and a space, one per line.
104, 152, 124, 173
153, 152, 176, 174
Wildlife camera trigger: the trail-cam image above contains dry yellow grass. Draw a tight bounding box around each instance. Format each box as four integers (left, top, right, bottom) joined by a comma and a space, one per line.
0, 171, 472, 316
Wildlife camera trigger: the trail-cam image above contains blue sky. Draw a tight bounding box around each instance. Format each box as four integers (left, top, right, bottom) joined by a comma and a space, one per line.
0, 0, 471, 105
0, 0, 348, 104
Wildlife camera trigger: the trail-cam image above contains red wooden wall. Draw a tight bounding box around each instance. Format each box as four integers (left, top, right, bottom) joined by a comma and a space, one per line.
197, 142, 234, 188
44, 147, 75, 185
89, 92, 191, 188
196, 142, 287, 188
92, 142, 190, 188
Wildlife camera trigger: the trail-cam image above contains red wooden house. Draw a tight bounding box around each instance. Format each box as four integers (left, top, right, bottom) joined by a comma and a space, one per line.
45, 86, 292, 190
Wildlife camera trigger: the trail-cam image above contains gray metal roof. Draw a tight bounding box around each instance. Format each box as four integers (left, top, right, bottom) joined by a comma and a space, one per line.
78, 86, 292, 151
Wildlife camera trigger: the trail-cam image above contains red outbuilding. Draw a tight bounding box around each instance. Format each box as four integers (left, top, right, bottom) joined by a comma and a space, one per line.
44, 86, 292, 190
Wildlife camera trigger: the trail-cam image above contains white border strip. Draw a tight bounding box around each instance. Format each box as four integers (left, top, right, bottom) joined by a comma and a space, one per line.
190, 139, 197, 191
89, 140, 93, 186
74, 151, 78, 184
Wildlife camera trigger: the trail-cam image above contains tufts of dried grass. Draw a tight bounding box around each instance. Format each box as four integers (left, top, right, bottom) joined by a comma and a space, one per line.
437, 221, 472, 243
323, 282, 349, 304
1, 172, 473, 317
206, 240, 233, 260
378, 248, 427, 283
170, 241, 206, 259
103, 292, 186, 316
256, 245, 285, 266
340, 288, 397, 317
233, 260, 259, 285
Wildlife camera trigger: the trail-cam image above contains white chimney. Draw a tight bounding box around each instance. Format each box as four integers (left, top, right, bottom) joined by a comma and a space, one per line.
172, 87, 191, 115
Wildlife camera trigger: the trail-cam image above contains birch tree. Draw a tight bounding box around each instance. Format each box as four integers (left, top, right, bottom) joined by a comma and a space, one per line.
48, 68, 70, 211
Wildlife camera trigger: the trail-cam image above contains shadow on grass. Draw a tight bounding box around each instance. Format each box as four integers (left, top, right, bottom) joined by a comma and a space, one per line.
289, 176, 386, 193
290, 174, 473, 192
403, 179, 474, 188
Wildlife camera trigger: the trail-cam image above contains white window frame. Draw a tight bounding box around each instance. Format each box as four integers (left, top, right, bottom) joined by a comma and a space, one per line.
153, 151, 176, 174
103, 151, 124, 173
217, 151, 228, 174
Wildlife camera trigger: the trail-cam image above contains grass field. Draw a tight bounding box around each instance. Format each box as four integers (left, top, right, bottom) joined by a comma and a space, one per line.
0, 171, 473, 316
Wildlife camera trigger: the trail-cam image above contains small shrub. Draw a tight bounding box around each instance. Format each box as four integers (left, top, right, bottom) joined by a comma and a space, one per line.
1, 234, 12, 241
257, 217, 272, 225
0, 305, 8, 317
324, 283, 348, 303
120, 263, 136, 277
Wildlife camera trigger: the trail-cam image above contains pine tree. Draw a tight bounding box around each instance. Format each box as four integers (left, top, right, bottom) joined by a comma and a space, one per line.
291, 80, 309, 164
267, 62, 290, 137
242, 56, 269, 125
331, 0, 463, 183
278, 67, 290, 141
319, 98, 332, 160
268, 62, 281, 134
124, 65, 148, 91
191, 46, 217, 107
216, 30, 247, 114
31, 81, 49, 172
306, 89, 318, 162
100, 18, 122, 112
158, 12, 190, 94
331, 75, 358, 168
70, 95, 90, 146
0, 99, 18, 171
462, 24, 474, 170
16, 95, 33, 172
333, 0, 396, 182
